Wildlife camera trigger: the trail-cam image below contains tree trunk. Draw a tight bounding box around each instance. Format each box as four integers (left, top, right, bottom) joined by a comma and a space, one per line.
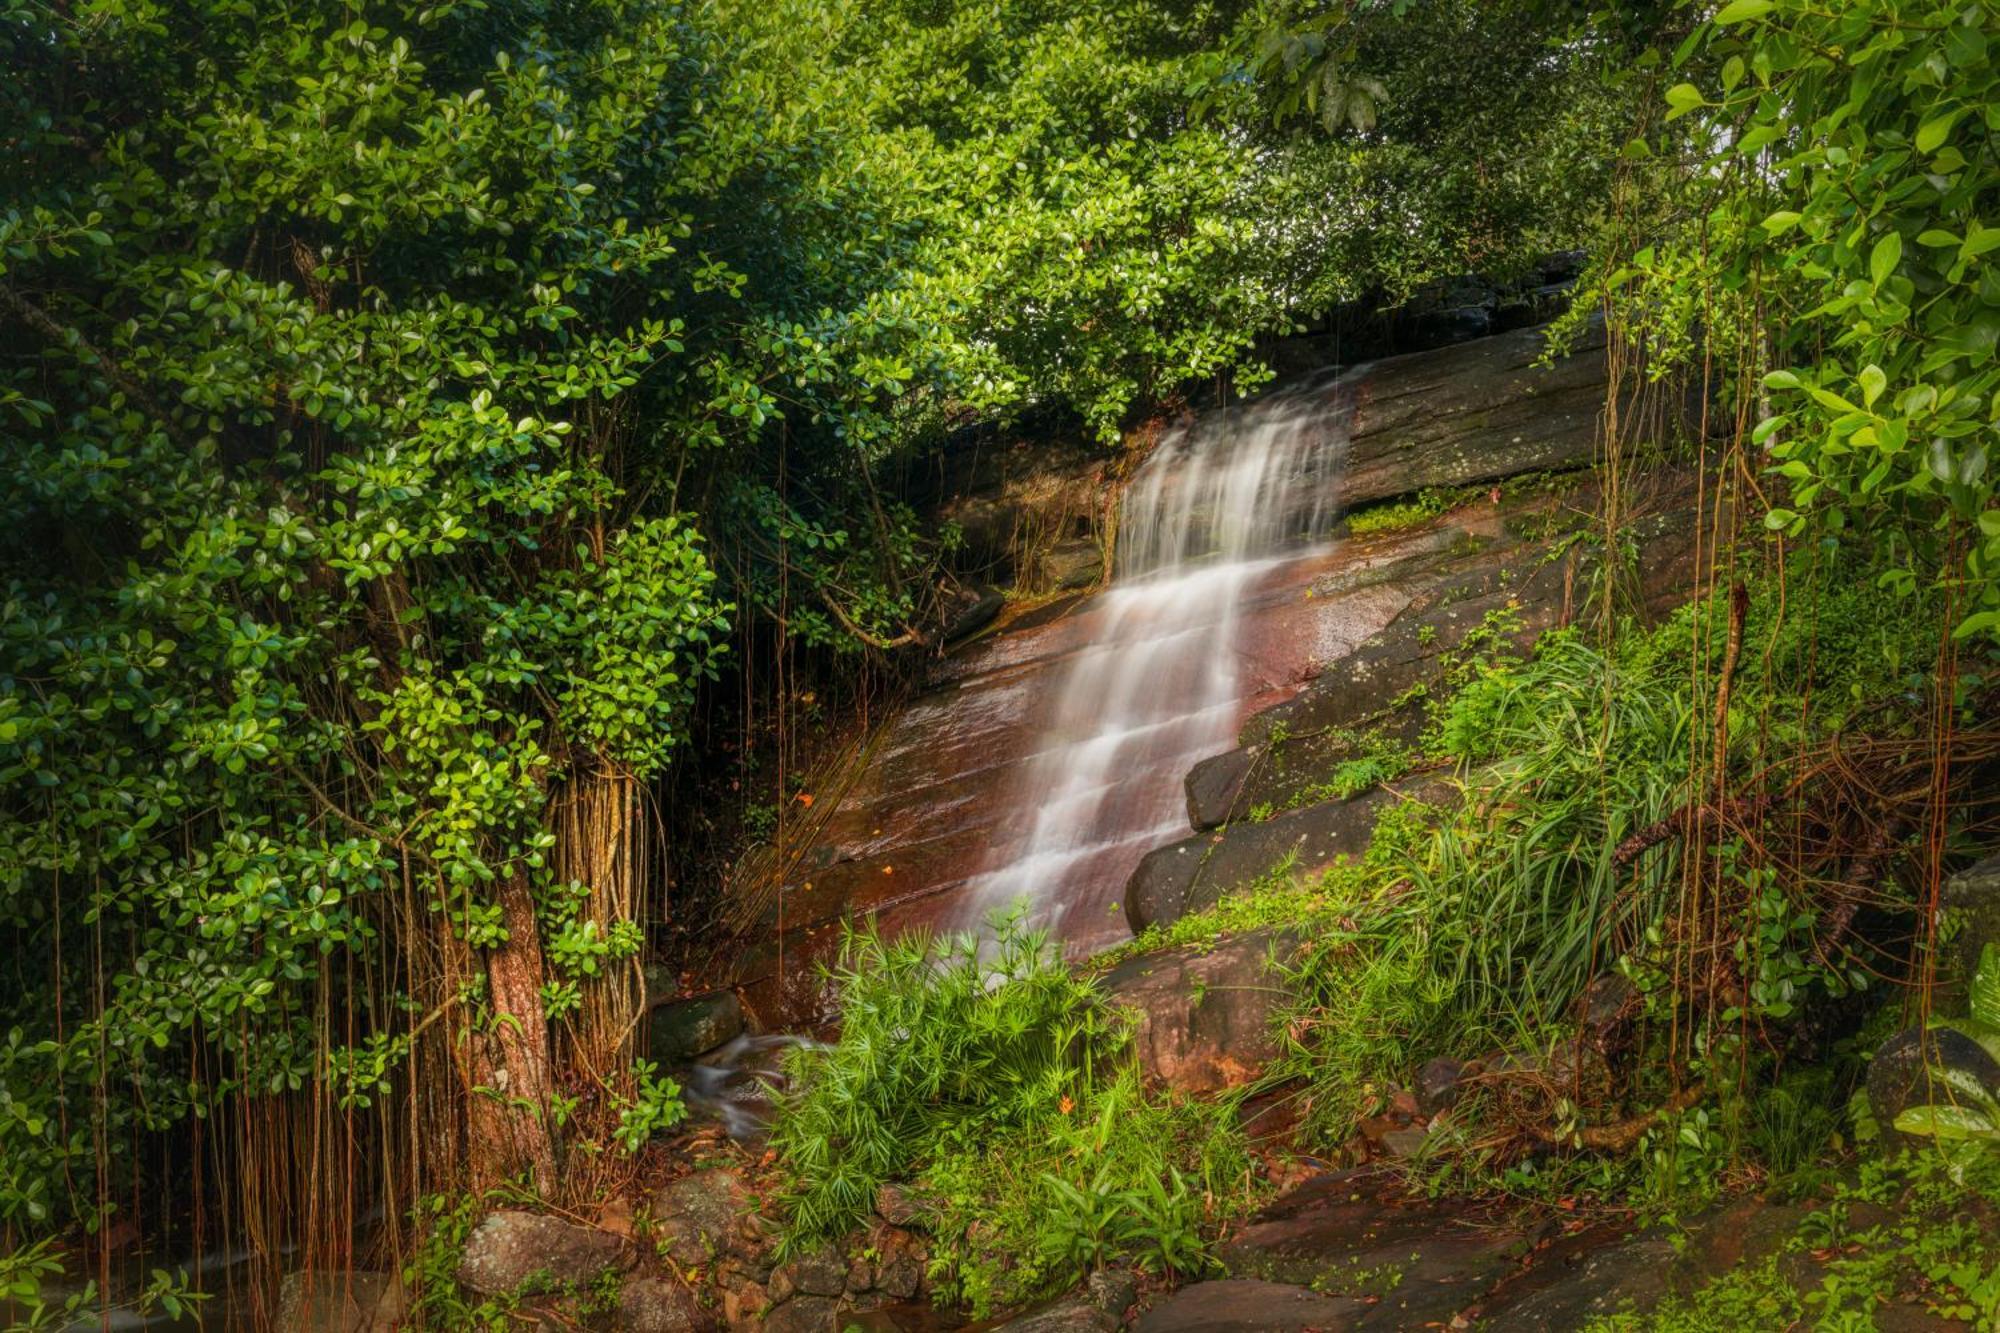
552, 760, 647, 1087
463, 874, 559, 1196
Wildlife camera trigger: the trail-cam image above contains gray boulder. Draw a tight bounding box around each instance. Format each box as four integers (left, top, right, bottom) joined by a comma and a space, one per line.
456, 1210, 634, 1296
648, 989, 744, 1065
275, 1271, 404, 1333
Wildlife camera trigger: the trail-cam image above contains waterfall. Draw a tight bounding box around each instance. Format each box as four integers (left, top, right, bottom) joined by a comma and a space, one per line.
958, 370, 1357, 949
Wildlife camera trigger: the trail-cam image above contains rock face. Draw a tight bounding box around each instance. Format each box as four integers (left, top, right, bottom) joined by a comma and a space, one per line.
1337, 317, 1640, 511
1098, 928, 1302, 1091
456, 1211, 635, 1296
1125, 786, 1414, 933
717, 319, 1706, 1029
1219, 1169, 1552, 1330
647, 989, 744, 1065
1136, 1279, 1369, 1332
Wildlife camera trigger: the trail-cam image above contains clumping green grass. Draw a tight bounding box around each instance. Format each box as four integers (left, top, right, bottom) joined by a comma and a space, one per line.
771, 916, 1255, 1317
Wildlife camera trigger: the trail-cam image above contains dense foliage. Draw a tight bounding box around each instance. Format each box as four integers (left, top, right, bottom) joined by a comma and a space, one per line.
1592, 0, 2000, 640
773, 920, 1249, 1316
0, 0, 1636, 1255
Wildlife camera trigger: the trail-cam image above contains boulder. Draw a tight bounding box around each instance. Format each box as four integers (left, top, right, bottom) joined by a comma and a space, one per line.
1084, 1268, 1139, 1317
872, 1227, 927, 1300
1941, 853, 2000, 1014
1099, 929, 1302, 1092
1135, 1279, 1368, 1332
647, 989, 744, 1065
275, 1271, 403, 1333
1416, 1056, 1471, 1115
1866, 1024, 2000, 1151
1037, 538, 1104, 591
767, 1245, 847, 1302
1183, 746, 1257, 832
762, 1293, 841, 1333
1124, 787, 1418, 934
456, 1211, 634, 1296
652, 1168, 753, 1268
614, 1277, 713, 1333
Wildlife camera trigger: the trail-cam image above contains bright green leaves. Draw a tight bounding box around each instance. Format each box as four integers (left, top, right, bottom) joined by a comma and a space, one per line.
1664, 82, 1707, 120
1713, 0, 1775, 24
1646, 0, 2000, 642
1869, 230, 1903, 290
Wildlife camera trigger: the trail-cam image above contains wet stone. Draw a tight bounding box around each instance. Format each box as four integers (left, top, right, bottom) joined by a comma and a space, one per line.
1098, 928, 1301, 1092
1136, 1279, 1368, 1332
648, 989, 744, 1064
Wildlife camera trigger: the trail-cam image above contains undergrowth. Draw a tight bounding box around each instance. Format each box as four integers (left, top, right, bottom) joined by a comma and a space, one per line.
1125, 559, 1951, 1205
1583, 1150, 2000, 1331
771, 917, 1254, 1317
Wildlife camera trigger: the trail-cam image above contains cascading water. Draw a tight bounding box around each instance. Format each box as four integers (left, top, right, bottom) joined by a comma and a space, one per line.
958, 370, 1357, 949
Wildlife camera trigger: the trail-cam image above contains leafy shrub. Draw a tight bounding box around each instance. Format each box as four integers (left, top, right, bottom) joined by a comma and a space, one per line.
772, 917, 1119, 1245
771, 917, 1250, 1314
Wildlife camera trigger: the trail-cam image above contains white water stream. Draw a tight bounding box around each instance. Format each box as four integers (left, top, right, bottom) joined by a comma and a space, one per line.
958, 370, 1357, 945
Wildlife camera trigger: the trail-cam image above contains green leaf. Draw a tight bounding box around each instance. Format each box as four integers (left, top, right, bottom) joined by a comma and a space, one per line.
1664, 83, 1706, 121
1761, 210, 1803, 235
1916, 106, 1963, 155
1858, 364, 1886, 408
1870, 231, 1902, 289
1894, 1104, 1998, 1141
1973, 943, 2000, 1033
1713, 0, 1774, 22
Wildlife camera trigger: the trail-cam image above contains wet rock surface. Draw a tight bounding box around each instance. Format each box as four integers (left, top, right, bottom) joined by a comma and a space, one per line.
1125, 784, 1429, 934
1136, 1278, 1369, 1332
1097, 927, 1302, 1091
1219, 1169, 1553, 1329
648, 989, 745, 1065
720, 322, 1706, 1029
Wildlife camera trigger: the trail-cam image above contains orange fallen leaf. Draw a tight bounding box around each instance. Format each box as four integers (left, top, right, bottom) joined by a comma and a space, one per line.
882, 865, 894, 875
1059, 1096, 1074, 1115
795, 792, 814, 807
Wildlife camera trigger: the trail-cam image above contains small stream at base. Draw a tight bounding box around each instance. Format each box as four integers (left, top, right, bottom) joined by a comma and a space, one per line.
955, 370, 1358, 947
